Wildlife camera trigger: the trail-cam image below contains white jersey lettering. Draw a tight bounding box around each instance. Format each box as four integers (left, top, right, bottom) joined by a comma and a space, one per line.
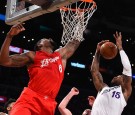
40, 56, 59, 68
91, 86, 127, 115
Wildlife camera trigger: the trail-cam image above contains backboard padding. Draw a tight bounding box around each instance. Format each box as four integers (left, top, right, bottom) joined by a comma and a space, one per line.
5, 0, 80, 25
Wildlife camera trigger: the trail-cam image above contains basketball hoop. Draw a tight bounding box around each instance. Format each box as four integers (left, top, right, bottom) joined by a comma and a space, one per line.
60, 0, 97, 45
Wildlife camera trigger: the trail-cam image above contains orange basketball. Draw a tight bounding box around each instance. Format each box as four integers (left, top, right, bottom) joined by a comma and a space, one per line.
100, 42, 118, 59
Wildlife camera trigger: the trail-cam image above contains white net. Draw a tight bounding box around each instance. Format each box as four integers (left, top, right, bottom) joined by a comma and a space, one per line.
60, 0, 97, 45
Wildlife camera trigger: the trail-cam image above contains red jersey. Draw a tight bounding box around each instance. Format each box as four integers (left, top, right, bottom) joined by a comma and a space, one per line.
27, 51, 64, 99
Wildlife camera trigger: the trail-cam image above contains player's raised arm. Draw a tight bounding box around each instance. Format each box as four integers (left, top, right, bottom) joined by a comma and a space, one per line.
114, 31, 132, 101
90, 40, 108, 91
55, 39, 81, 69
58, 87, 79, 115
0, 24, 34, 67
57, 39, 81, 60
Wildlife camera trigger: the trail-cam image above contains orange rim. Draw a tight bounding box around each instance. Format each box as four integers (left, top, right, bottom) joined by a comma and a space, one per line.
80, 0, 93, 3
60, 1, 96, 12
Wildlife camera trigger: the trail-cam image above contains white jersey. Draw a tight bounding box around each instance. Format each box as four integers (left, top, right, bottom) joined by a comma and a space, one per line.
91, 86, 126, 115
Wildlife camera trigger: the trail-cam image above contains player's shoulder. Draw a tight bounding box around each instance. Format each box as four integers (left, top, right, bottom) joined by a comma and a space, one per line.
24, 51, 35, 60
54, 48, 63, 55
26, 50, 35, 56
54, 47, 63, 52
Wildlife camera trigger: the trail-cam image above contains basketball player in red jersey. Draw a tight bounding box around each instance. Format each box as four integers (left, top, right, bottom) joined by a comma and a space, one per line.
0, 24, 82, 115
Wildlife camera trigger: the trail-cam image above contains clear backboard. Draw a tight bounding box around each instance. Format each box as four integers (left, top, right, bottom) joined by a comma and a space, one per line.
5, 0, 80, 25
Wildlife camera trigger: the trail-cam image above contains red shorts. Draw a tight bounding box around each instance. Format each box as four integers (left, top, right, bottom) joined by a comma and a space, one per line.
10, 87, 57, 115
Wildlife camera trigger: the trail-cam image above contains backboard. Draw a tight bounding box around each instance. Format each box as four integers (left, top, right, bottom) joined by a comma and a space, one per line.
5, 0, 80, 25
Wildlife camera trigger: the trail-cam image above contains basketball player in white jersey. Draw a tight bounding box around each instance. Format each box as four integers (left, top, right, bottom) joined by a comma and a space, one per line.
90, 32, 132, 115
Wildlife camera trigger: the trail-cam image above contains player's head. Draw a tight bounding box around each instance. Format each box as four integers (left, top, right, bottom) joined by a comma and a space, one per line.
111, 75, 124, 86
4, 98, 16, 115
34, 38, 57, 51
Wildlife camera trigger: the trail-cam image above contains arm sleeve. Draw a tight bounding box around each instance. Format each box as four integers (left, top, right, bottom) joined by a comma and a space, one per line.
119, 50, 132, 76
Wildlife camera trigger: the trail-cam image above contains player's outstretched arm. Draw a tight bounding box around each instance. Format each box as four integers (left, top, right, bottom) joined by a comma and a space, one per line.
57, 40, 81, 60
114, 32, 132, 101
0, 24, 34, 67
56, 39, 81, 69
58, 87, 79, 115
90, 40, 108, 91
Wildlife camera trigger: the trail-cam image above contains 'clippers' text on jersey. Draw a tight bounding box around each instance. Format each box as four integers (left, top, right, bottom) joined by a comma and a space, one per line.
27, 51, 64, 99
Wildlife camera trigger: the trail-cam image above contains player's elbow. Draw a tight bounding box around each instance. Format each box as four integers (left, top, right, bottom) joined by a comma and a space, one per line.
0, 58, 12, 67
0, 61, 10, 67
0, 55, 10, 66
0, 59, 6, 66
58, 105, 64, 112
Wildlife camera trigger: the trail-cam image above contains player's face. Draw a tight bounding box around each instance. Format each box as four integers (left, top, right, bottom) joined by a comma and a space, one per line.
111, 75, 123, 86
40, 38, 57, 50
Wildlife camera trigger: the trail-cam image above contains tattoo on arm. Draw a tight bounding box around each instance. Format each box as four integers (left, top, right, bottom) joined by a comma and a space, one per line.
123, 75, 132, 89
9, 53, 33, 67
92, 72, 103, 83
122, 75, 132, 101
60, 40, 81, 59
91, 69, 105, 91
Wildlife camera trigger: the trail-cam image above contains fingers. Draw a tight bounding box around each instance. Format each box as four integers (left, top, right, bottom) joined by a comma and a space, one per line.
17, 23, 25, 31
119, 32, 122, 37
113, 33, 116, 39
18, 24, 25, 31
116, 31, 119, 37
113, 31, 122, 39
71, 87, 79, 95
73, 87, 79, 92
13, 23, 25, 31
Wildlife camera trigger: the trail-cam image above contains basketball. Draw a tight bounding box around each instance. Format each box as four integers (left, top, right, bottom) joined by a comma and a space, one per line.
100, 42, 118, 59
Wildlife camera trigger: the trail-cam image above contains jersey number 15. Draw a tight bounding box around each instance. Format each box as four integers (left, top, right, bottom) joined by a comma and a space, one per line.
112, 91, 120, 99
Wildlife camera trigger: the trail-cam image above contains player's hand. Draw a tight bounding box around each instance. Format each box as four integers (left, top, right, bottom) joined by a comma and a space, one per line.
70, 87, 79, 95
113, 31, 123, 50
7, 23, 25, 37
88, 96, 95, 107
82, 109, 91, 115
96, 40, 109, 52
0, 112, 7, 115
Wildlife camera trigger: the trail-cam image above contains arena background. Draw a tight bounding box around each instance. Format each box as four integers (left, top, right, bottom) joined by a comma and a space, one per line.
0, 0, 135, 114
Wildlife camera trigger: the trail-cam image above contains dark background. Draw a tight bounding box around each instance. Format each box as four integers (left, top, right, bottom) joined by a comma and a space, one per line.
0, 0, 135, 114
